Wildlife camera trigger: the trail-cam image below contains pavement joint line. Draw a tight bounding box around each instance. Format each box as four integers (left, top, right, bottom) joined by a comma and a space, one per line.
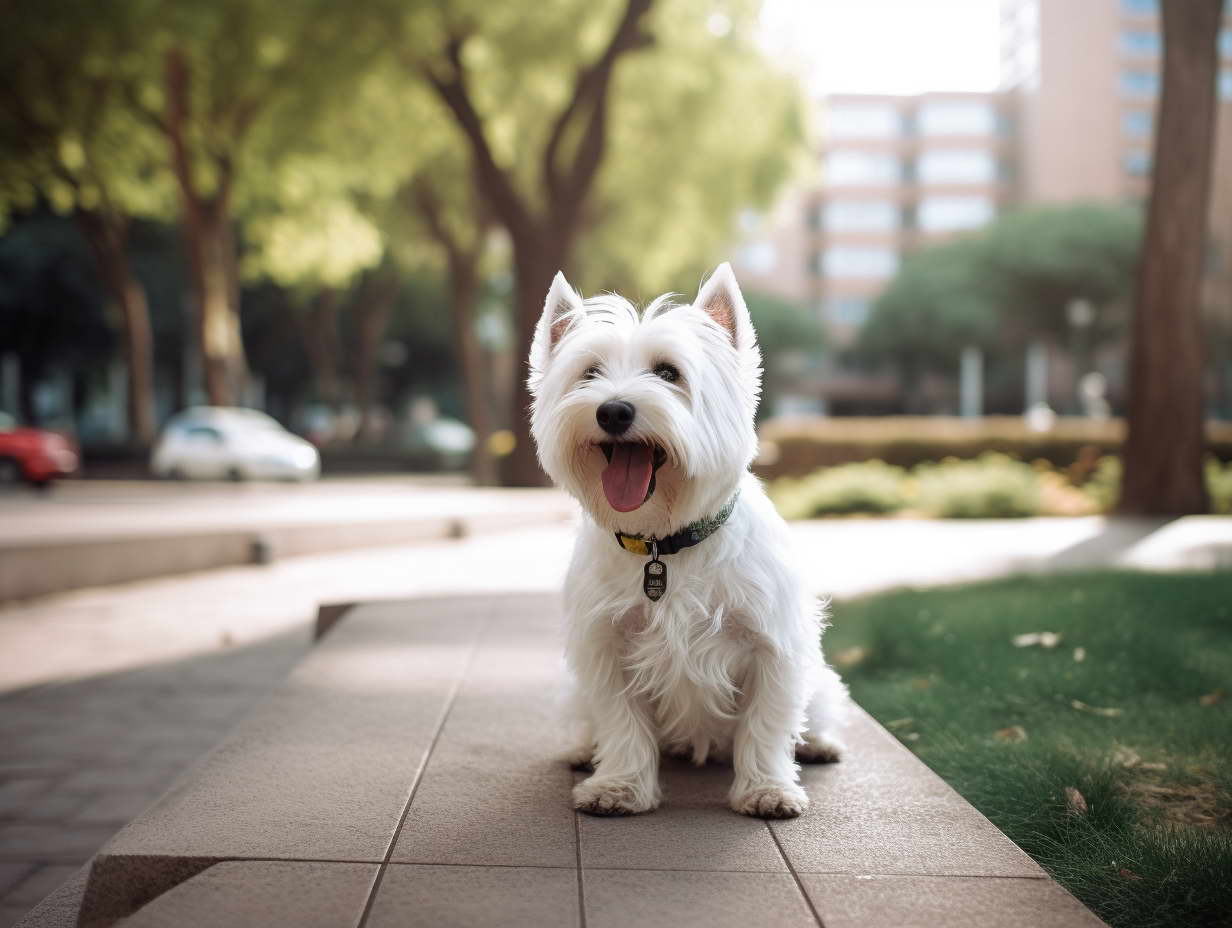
573, 807, 587, 928
354, 610, 491, 928
767, 821, 826, 928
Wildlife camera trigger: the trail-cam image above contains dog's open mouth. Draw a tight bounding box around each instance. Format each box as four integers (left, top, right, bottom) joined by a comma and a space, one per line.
598, 442, 667, 512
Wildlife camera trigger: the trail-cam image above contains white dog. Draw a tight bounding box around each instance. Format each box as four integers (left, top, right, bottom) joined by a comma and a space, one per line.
528, 263, 849, 819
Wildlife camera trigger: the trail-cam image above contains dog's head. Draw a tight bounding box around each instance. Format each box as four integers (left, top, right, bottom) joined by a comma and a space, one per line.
528, 263, 762, 536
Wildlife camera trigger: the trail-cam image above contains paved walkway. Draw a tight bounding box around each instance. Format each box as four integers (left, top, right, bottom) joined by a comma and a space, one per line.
3, 515, 1229, 924
0, 477, 568, 545
16, 596, 1105, 927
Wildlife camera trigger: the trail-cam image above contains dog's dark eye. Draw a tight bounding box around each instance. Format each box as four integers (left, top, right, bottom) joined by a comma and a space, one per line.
582, 365, 601, 381
654, 363, 680, 383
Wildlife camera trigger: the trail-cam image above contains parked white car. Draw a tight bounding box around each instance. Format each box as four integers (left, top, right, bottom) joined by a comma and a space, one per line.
151, 407, 320, 482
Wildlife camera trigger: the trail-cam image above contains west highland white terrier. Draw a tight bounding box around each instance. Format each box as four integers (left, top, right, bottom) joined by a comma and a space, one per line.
528, 263, 849, 819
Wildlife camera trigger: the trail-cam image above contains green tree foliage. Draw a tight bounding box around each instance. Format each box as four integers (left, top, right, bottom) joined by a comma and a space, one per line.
861, 204, 1142, 368
861, 236, 997, 369
0, 0, 172, 443
381, 0, 806, 483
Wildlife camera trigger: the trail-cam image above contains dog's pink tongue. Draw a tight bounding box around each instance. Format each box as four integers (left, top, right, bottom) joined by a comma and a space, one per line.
602, 444, 654, 512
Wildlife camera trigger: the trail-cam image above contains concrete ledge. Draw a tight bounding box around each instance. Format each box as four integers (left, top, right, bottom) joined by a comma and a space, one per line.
0, 507, 567, 602
16, 593, 1106, 927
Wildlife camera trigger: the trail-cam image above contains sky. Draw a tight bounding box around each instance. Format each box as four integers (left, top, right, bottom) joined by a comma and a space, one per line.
759, 0, 1003, 95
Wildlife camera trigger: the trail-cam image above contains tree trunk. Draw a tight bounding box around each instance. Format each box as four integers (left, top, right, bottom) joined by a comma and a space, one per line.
164, 48, 246, 408
1119, 0, 1220, 515
76, 210, 156, 447
448, 256, 498, 485
298, 289, 342, 410
352, 269, 400, 443
502, 240, 565, 487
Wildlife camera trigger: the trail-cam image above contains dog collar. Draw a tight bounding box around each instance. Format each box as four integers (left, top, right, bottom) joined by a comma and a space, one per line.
613, 491, 740, 601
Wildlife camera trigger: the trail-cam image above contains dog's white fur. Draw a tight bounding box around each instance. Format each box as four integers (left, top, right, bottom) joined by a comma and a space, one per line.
529, 263, 849, 818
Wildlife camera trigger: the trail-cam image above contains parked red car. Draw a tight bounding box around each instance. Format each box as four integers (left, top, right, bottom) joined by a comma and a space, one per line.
0, 412, 79, 486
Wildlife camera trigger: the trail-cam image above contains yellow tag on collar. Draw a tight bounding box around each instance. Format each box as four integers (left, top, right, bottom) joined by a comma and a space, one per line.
616, 535, 651, 556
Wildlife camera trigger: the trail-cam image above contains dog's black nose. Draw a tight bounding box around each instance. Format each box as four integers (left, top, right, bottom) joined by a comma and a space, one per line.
596, 400, 636, 436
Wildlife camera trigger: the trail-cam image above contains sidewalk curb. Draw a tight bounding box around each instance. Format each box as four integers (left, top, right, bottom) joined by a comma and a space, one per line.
0, 509, 572, 603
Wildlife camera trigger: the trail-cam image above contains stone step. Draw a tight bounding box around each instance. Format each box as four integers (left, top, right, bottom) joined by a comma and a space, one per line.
16, 594, 1105, 927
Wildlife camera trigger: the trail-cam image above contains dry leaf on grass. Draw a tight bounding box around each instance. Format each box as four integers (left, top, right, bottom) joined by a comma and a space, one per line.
1065, 786, 1088, 815
1199, 689, 1224, 707
1071, 699, 1123, 717
1118, 868, 1143, 881
1112, 746, 1142, 768
995, 725, 1028, 743
885, 718, 914, 730
1013, 631, 1062, 648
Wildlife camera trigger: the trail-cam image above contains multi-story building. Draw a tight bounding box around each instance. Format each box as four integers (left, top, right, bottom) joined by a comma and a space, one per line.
737, 0, 1232, 416
812, 92, 1011, 350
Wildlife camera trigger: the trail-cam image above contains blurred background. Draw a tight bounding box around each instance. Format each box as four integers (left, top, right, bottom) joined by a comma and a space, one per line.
2, 4, 1232, 926
0, 0, 1227, 502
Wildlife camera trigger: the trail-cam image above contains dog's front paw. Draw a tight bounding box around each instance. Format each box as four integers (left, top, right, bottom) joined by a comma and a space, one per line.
796, 733, 845, 764
573, 777, 658, 816
731, 782, 809, 819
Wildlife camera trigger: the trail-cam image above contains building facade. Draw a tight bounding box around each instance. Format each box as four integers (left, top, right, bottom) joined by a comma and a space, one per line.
736, 0, 1232, 416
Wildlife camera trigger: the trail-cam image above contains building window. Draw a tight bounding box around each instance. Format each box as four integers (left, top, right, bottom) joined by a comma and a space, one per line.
825, 151, 901, 186
917, 100, 996, 136
1121, 110, 1152, 137
1120, 69, 1159, 97
827, 104, 900, 140
1120, 0, 1157, 14
1221, 30, 1232, 57
822, 200, 899, 232
917, 149, 997, 184
1123, 150, 1151, 176
917, 196, 994, 232
1119, 29, 1160, 56
738, 242, 777, 275
1221, 70, 1232, 100
822, 247, 899, 279
827, 298, 872, 326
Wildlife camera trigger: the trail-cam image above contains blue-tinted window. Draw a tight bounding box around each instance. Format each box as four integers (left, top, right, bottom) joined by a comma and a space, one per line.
1121, 0, 1157, 14
1221, 31, 1232, 57
1123, 150, 1151, 176
828, 298, 871, 327
1120, 70, 1158, 96
1122, 111, 1152, 137
1221, 70, 1232, 99
1120, 29, 1160, 56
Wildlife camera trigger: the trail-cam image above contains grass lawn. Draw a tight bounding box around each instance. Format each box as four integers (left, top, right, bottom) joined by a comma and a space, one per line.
827, 571, 1232, 928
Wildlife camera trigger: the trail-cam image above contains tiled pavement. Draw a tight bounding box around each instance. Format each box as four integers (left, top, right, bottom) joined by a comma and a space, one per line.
0, 634, 309, 927
13, 594, 1104, 927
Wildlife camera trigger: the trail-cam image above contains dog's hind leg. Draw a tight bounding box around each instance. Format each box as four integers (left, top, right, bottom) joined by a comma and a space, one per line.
797, 663, 849, 764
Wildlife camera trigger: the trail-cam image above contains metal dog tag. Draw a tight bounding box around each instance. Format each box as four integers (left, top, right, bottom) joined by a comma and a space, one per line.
643, 555, 667, 601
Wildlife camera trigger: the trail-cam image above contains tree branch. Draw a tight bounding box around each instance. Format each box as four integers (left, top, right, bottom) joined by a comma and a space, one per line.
542, 0, 655, 212
421, 33, 534, 242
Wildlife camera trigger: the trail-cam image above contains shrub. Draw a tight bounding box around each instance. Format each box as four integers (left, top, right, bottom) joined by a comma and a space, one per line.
1078, 455, 1232, 514
755, 416, 1232, 480
771, 460, 907, 519
1207, 458, 1232, 514
912, 453, 1041, 518
1081, 455, 1122, 511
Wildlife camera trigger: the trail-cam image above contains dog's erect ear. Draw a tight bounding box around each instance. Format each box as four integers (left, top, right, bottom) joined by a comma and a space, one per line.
693, 262, 754, 350
528, 272, 584, 386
